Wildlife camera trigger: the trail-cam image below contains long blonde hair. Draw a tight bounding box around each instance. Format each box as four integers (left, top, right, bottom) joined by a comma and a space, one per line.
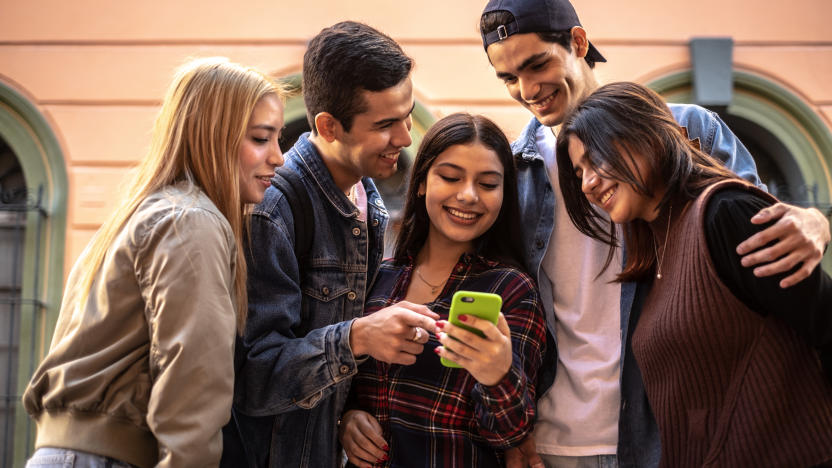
74, 57, 282, 333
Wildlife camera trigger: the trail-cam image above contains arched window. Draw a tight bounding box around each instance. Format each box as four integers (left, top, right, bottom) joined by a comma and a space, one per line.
0, 81, 67, 467
649, 71, 832, 272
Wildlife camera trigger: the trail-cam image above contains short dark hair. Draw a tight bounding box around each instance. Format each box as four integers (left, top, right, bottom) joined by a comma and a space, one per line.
394, 113, 526, 269
303, 21, 413, 133
479, 10, 597, 69
555, 82, 736, 281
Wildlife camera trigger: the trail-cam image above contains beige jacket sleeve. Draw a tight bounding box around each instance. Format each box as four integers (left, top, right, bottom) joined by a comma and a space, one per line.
135, 206, 237, 468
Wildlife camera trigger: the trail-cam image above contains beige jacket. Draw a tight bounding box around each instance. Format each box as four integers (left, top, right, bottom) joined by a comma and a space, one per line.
23, 183, 238, 468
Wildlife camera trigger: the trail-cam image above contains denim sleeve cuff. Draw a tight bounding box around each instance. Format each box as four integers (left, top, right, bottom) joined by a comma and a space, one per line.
325, 319, 362, 383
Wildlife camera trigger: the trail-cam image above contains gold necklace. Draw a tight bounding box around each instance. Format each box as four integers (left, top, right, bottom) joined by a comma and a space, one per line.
652, 206, 672, 280
414, 268, 444, 294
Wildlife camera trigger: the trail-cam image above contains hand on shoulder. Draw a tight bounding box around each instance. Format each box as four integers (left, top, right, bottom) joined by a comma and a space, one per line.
737, 202, 830, 288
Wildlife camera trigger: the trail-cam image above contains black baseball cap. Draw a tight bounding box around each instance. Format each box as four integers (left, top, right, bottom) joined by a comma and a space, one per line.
481, 0, 606, 63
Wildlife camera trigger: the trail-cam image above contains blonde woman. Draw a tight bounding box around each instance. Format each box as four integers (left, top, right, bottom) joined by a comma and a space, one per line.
22, 57, 285, 468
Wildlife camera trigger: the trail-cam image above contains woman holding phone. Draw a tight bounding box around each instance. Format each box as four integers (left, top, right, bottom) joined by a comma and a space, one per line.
556, 81, 832, 467
23, 57, 285, 468
338, 113, 547, 467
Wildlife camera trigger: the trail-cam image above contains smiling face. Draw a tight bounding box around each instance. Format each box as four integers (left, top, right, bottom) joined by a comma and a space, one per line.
238, 93, 285, 204
567, 134, 661, 223
332, 75, 415, 186
419, 142, 504, 252
486, 31, 597, 127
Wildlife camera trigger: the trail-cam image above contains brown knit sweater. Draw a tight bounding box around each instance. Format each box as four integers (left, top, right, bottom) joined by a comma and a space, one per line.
633, 180, 832, 468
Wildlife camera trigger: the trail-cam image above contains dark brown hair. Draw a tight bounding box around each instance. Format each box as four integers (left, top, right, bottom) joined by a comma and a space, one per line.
394, 113, 525, 268
556, 81, 737, 281
303, 21, 412, 133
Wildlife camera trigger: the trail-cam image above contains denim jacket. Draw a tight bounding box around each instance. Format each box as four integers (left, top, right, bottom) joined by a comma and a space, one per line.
221, 133, 389, 468
511, 104, 762, 468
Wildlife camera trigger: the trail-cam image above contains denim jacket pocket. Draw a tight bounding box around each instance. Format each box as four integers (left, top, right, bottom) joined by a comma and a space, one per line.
302, 270, 350, 303
298, 268, 350, 334
295, 390, 324, 409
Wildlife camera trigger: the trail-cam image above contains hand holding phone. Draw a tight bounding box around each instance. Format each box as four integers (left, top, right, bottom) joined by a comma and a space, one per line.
440, 291, 502, 368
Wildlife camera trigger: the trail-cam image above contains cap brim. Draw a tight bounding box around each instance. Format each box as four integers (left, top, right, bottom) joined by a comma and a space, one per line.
587, 41, 606, 63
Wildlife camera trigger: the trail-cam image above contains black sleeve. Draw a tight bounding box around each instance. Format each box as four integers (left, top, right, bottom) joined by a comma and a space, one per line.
704, 188, 832, 348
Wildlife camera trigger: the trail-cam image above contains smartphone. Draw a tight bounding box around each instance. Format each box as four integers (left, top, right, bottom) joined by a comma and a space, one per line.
440, 290, 502, 368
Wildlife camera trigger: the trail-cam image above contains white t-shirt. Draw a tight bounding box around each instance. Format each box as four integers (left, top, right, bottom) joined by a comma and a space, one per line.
532, 124, 622, 456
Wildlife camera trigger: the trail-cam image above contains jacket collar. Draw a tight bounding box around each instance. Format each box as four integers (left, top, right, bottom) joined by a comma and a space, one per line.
511, 117, 547, 163
288, 132, 388, 219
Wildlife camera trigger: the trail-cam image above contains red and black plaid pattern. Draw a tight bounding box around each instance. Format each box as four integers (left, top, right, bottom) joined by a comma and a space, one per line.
349, 254, 547, 467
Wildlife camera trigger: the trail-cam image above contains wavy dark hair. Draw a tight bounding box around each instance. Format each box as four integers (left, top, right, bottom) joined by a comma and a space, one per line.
394, 113, 525, 269
555, 81, 738, 281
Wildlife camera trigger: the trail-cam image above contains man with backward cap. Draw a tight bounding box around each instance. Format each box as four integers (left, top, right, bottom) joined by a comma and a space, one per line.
478, 1, 831, 467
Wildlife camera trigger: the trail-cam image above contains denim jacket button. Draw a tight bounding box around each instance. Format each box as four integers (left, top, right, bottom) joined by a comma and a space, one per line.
535, 240, 544, 249
339, 365, 350, 374
372, 218, 379, 227
375, 199, 383, 207
322, 286, 330, 296
352, 227, 361, 236
347, 291, 357, 301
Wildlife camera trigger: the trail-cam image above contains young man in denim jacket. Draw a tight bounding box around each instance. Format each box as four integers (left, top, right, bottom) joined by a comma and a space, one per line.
478, 1, 832, 467
221, 21, 439, 467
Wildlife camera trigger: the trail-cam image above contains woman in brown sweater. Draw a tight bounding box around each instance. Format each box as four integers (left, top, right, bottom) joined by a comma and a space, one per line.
555, 81, 832, 467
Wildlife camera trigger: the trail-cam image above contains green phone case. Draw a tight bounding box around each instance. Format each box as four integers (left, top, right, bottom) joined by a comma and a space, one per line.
440, 290, 502, 368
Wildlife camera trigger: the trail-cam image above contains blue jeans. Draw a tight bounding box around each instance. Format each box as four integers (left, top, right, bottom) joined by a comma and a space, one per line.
26, 448, 138, 468
539, 454, 618, 468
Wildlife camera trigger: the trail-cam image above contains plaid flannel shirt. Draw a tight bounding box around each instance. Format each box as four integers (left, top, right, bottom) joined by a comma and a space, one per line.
349, 253, 547, 467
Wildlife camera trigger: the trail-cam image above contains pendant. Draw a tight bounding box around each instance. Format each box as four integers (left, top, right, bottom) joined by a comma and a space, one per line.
656, 273, 662, 279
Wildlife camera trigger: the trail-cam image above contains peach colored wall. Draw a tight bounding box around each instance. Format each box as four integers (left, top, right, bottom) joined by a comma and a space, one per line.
1, 0, 830, 275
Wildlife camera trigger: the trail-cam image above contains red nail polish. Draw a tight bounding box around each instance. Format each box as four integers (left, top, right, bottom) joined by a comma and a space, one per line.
433, 347, 441, 354
436, 321, 445, 329
383, 445, 389, 451
458, 315, 468, 322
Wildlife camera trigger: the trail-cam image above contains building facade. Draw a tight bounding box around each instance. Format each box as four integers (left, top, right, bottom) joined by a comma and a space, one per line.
1, 0, 831, 465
